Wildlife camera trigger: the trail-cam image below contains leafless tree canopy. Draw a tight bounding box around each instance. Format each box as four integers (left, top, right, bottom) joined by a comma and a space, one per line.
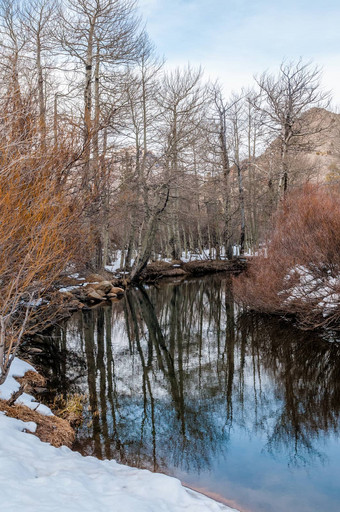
0, 0, 339, 381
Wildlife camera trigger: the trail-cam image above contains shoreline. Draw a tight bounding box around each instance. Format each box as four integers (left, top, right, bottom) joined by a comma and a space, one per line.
0, 358, 238, 512
182, 483, 249, 512
54, 257, 248, 313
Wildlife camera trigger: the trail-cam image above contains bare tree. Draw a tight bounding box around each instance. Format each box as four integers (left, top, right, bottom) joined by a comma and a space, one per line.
123, 34, 163, 269
210, 84, 233, 258
21, 0, 58, 147
0, 0, 27, 117
253, 60, 331, 196
59, 0, 141, 187
227, 92, 246, 255
58, 0, 142, 268
158, 66, 207, 260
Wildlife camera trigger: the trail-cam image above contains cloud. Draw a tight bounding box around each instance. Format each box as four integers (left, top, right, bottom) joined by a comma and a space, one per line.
138, 0, 340, 104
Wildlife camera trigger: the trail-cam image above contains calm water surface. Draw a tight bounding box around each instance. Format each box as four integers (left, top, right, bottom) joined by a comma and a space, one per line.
37, 275, 340, 512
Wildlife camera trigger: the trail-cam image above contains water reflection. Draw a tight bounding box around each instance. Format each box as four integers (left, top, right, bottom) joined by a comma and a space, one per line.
36, 275, 340, 512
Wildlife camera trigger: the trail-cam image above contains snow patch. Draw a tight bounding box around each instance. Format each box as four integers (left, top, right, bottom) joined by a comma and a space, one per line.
282, 265, 340, 317
0, 358, 35, 401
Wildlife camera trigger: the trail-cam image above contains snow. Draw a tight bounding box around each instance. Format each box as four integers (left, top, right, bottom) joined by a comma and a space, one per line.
282, 265, 340, 317
105, 250, 132, 273
0, 358, 36, 401
68, 273, 85, 280
0, 358, 54, 416
105, 262, 123, 273
244, 243, 268, 258
0, 359, 238, 512
103, 245, 255, 276
59, 285, 81, 293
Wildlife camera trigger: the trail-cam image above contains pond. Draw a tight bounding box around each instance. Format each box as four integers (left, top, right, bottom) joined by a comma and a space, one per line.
33, 274, 340, 512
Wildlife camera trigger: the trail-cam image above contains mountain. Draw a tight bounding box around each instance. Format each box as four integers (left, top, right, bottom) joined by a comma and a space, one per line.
257, 108, 340, 185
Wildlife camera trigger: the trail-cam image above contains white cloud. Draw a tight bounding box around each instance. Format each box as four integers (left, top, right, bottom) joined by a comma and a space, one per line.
138, 0, 340, 104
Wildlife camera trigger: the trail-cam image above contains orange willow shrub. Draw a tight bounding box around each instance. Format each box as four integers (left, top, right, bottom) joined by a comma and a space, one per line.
234, 184, 340, 330
0, 107, 88, 384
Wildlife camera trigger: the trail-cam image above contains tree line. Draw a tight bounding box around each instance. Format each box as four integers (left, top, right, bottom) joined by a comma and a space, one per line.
0, 0, 337, 381
0, 0, 333, 275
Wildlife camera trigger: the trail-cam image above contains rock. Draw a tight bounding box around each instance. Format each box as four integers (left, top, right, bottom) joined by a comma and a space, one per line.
58, 290, 75, 300
26, 347, 44, 354
86, 289, 106, 301
33, 387, 48, 394
73, 291, 87, 302
92, 281, 114, 294
68, 299, 84, 310
86, 273, 106, 283
59, 276, 82, 287
110, 297, 122, 303
111, 287, 125, 295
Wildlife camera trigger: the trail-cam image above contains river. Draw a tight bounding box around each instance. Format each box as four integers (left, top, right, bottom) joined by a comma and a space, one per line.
32, 274, 340, 512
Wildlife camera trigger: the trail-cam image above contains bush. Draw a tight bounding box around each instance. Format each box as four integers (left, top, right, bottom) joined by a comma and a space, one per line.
0, 95, 87, 383
234, 185, 340, 330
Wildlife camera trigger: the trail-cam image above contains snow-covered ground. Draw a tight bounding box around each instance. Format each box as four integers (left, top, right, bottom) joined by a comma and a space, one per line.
0, 359, 237, 512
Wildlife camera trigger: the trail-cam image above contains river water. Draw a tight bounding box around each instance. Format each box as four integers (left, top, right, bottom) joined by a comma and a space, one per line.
37, 275, 340, 512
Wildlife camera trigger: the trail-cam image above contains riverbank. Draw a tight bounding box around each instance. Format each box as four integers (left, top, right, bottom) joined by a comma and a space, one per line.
0, 358, 238, 512
54, 258, 247, 313
140, 258, 247, 281
8, 274, 340, 512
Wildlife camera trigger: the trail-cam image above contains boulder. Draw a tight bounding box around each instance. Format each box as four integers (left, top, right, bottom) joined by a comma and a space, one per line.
86, 289, 106, 302
92, 281, 114, 294
111, 287, 125, 295
68, 299, 85, 310
86, 273, 106, 283
109, 297, 122, 303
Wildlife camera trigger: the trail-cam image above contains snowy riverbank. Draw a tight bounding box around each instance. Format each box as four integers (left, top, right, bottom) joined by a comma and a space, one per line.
0, 359, 238, 512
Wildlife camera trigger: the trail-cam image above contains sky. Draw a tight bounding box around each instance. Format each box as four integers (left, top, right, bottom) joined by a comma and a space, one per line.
138, 0, 340, 107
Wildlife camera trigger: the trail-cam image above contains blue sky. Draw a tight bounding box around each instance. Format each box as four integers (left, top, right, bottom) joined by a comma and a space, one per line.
138, 0, 340, 105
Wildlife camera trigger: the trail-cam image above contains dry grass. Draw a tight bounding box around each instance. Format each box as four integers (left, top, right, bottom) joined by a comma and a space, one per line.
0, 399, 75, 448
17, 370, 46, 389
52, 393, 86, 427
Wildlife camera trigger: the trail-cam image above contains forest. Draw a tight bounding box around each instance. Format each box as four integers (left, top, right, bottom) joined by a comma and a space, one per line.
0, 2, 339, 512
0, 0, 339, 384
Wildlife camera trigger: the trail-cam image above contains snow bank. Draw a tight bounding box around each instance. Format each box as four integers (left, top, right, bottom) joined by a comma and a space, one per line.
0, 358, 53, 416
0, 359, 237, 512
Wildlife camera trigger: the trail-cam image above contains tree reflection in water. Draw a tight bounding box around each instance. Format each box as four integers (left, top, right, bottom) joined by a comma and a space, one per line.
40, 275, 340, 477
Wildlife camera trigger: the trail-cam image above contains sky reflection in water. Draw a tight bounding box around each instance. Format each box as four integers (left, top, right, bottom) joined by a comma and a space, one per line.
39, 275, 340, 512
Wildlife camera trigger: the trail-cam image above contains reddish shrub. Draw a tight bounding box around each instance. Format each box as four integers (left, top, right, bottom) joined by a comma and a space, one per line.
234, 185, 340, 329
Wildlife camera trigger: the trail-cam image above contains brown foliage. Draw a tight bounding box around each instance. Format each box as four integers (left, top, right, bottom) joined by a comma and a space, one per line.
0, 92, 88, 383
234, 185, 340, 329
